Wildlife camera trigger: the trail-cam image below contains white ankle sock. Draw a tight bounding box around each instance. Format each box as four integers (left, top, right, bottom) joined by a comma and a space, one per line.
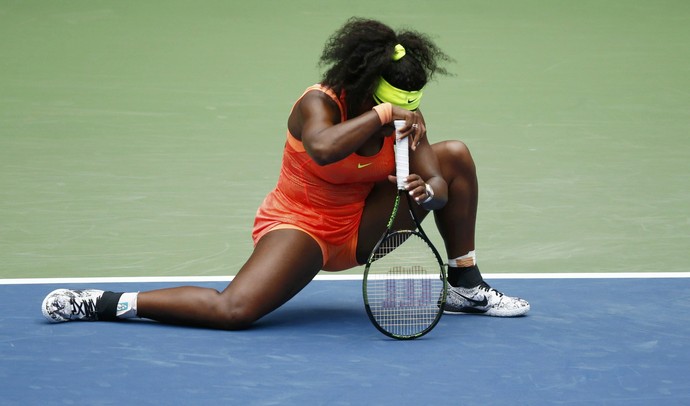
116, 292, 139, 319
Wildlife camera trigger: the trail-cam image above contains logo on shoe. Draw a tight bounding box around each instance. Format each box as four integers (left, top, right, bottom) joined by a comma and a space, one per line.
454, 291, 488, 307
117, 302, 129, 311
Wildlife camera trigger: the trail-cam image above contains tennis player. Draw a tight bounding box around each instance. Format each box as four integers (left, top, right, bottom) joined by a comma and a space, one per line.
42, 18, 529, 329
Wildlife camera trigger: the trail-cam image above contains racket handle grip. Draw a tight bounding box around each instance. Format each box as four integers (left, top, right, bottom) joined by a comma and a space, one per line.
394, 120, 409, 190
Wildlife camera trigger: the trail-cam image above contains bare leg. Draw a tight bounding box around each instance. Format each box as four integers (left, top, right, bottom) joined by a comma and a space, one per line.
137, 229, 324, 330
139, 143, 478, 329
426, 140, 530, 316
430, 140, 478, 258
356, 179, 398, 263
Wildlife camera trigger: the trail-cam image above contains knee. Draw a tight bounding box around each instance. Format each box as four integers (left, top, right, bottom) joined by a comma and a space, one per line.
212, 297, 261, 331
448, 140, 474, 166
439, 140, 476, 175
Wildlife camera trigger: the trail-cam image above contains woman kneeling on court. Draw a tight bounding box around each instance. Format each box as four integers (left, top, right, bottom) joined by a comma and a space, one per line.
42, 18, 529, 329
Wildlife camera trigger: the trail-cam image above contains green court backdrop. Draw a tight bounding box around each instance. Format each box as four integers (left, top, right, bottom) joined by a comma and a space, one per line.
1, 0, 689, 278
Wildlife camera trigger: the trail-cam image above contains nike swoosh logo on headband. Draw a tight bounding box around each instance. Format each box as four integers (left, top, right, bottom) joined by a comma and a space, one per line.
358, 163, 373, 169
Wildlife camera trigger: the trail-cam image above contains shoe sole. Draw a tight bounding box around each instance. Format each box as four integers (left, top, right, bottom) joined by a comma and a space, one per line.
443, 305, 530, 317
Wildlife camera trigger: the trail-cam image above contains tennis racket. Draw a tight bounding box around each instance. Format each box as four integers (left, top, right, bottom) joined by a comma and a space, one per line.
363, 120, 447, 340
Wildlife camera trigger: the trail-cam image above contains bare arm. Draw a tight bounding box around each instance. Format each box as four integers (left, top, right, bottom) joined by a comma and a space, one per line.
289, 90, 428, 166
407, 139, 448, 210
288, 89, 446, 208
289, 91, 383, 165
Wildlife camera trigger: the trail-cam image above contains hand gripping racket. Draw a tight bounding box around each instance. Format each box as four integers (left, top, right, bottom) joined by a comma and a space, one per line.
363, 120, 447, 340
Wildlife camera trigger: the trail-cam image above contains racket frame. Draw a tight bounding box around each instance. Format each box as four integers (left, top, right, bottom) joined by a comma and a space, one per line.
362, 122, 447, 340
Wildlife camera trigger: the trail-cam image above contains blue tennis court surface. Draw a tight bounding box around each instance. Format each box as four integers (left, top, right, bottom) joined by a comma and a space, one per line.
2, 277, 689, 405
2, 1, 689, 404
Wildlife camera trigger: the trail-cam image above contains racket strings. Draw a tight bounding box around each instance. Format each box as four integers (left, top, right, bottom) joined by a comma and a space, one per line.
370, 232, 409, 262
365, 231, 445, 338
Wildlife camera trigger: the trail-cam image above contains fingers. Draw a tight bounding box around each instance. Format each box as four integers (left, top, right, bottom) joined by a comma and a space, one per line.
394, 173, 430, 204
410, 122, 426, 150
405, 120, 425, 151
391, 108, 426, 150
402, 175, 429, 203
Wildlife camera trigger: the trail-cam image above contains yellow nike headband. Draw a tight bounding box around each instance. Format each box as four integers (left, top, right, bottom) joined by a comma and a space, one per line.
372, 44, 424, 110
373, 77, 424, 111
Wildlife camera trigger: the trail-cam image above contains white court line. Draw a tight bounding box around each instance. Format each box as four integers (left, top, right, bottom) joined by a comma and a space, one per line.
2, 272, 689, 285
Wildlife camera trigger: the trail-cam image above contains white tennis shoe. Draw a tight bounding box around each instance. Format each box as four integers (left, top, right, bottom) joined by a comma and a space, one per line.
42, 289, 104, 323
444, 282, 530, 317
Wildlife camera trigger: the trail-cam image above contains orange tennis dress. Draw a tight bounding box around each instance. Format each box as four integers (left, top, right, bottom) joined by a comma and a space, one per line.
252, 84, 395, 271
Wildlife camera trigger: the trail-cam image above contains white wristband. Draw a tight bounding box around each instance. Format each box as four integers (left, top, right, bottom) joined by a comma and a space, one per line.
422, 183, 434, 204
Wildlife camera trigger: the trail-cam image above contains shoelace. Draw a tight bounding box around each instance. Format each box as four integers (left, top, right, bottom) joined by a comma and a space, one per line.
478, 282, 504, 297
70, 297, 97, 318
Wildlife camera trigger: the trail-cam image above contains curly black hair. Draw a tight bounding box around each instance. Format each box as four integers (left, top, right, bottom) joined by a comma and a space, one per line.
319, 17, 452, 114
